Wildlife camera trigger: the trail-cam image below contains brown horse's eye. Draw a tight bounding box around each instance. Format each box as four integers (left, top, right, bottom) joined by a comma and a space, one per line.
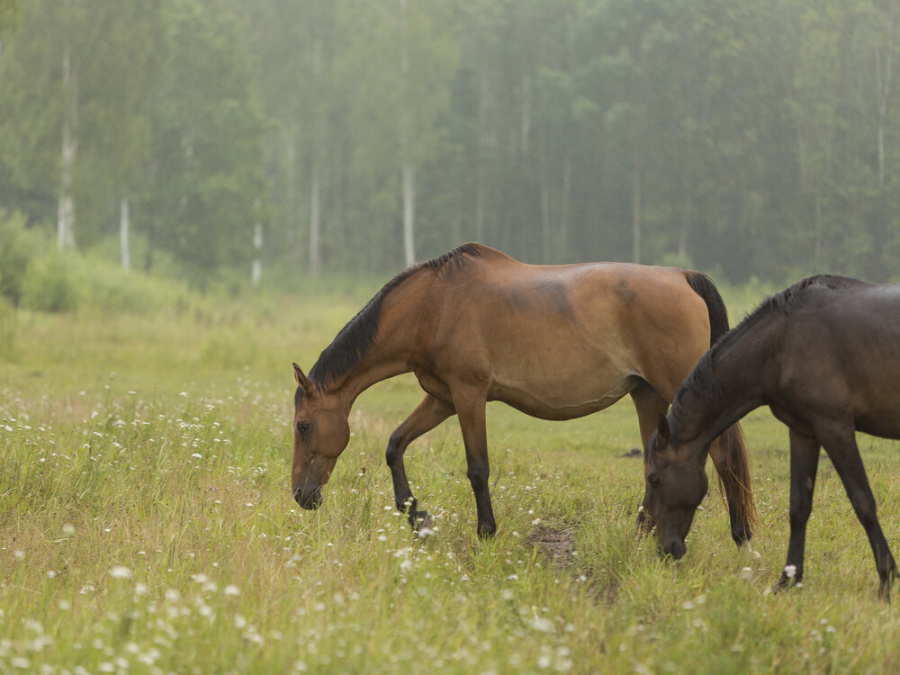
298, 422, 311, 434
648, 474, 661, 487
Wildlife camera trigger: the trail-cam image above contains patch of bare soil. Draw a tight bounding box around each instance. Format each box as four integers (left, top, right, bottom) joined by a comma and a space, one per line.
527, 525, 619, 605
527, 525, 577, 570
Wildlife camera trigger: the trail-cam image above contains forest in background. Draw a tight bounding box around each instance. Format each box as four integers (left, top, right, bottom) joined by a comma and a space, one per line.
1, 0, 900, 290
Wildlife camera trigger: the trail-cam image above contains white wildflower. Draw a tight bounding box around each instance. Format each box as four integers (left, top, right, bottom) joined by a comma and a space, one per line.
530, 617, 555, 633
224, 585, 240, 597
784, 565, 797, 579
109, 566, 133, 579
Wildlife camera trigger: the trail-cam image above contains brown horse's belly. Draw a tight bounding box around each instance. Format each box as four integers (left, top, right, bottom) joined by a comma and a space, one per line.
489, 382, 632, 421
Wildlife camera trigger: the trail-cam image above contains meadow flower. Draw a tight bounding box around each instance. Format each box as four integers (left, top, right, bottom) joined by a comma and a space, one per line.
784, 565, 797, 579
224, 585, 240, 596
62, 524, 76, 538
13, 550, 24, 560
110, 566, 133, 579
530, 617, 555, 633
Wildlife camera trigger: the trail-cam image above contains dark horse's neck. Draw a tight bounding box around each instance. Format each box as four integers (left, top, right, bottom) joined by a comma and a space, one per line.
669, 316, 774, 457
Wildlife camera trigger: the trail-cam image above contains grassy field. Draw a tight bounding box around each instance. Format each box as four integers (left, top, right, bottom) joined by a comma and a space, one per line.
1, 285, 899, 674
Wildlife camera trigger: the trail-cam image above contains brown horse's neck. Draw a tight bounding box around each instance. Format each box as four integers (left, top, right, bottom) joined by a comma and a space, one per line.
318, 272, 432, 411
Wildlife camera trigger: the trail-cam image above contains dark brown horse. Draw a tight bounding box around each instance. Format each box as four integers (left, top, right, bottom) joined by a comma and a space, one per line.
292, 243, 754, 543
644, 274, 900, 599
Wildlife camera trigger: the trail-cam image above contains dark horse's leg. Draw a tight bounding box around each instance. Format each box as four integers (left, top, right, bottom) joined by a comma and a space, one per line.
386, 394, 455, 530
453, 388, 496, 538
775, 428, 820, 591
820, 427, 898, 601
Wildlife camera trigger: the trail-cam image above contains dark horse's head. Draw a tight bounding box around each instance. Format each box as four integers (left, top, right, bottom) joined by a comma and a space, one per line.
643, 414, 709, 559
291, 363, 351, 510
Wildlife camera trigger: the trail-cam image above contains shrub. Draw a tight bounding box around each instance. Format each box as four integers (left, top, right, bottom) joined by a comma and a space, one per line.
0, 209, 39, 306
21, 253, 79, 313
0, 296, 16, 361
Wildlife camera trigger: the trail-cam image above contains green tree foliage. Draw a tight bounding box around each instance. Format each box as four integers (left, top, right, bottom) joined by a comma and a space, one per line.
143, 0, 265, 286
2, 0, 900, 285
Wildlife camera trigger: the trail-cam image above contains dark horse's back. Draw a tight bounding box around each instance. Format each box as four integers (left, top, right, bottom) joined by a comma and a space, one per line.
768, 275, 900, 439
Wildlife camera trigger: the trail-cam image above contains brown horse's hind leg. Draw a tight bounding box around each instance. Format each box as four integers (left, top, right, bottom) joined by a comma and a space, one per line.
708, 433, 754, 547
386, 394, 456, 531
452, 388, 496, 538
630, 382, 670, 533
819, 427, 898, 601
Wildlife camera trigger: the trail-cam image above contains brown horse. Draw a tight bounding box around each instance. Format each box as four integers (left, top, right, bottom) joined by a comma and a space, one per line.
644, 274, 900, 599
292, 243, 754, 542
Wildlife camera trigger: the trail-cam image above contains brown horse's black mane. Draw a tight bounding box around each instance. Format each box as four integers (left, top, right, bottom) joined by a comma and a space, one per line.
670, 274, 865, 424
305, 243, 485, 390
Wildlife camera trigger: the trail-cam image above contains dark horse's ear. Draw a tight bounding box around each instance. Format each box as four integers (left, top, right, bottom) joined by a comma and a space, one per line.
657, 414, 671, 445
293, 363, 314, 397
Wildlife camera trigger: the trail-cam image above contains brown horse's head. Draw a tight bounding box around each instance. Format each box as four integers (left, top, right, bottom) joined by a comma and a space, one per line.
643, 414, 708, 559
291, 363, 350, 510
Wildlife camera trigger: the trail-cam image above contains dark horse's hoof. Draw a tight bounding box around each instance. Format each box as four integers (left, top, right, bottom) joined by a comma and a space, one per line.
409, 509, 431, 529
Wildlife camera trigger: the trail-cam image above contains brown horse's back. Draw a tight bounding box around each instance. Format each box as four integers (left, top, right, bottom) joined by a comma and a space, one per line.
412, 252, 711, 420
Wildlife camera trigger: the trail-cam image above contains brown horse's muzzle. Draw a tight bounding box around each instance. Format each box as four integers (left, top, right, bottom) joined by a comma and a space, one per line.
294, 484, 323, 510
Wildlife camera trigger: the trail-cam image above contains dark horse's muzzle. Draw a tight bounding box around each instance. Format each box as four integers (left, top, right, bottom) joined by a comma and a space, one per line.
294, 485, 323, 510
662, 538, 687, 560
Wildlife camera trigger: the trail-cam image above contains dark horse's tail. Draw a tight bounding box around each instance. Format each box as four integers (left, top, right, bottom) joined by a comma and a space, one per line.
684, 271, 758, 542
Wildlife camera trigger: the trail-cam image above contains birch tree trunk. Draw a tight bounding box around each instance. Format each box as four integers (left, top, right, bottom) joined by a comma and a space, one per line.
120, 197, 130, 269
475, 69, 490, 243
309, 155, 321, 275
539, 134, 551, 261
875, 0, 896, 187
402, 163, 416, 266
399, 0, 415, 266
308, 40, 323, 276
559, 156, 571, 255
252, 223, 263, 285
57, 44, 78, 251
252, 196, 262, 285
631, 136, 641, 264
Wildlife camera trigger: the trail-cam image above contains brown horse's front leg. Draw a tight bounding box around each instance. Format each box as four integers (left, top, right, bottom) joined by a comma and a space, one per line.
454, 393, 496, 537
385, 394, 455, 531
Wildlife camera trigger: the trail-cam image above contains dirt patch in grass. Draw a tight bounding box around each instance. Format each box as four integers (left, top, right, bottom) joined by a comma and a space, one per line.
528, 525, 577, 570
528, 525, 619, 604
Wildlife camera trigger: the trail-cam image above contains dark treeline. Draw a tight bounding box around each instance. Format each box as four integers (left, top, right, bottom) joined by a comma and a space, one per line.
1, 0, 900, 286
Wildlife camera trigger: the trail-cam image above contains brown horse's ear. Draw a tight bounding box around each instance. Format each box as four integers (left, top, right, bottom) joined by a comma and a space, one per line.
657, 414, 671, 445
292, 362, 314, 396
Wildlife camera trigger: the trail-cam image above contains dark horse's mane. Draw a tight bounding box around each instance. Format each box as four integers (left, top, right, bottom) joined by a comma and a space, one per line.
670, 273, 863, 422
305, 243, 485, 391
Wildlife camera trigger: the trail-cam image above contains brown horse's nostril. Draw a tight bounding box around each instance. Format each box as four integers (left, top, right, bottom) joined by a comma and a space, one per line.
295, 485, 322, 510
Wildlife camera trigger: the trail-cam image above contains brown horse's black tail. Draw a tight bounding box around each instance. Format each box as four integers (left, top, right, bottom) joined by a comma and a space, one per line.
684, 271, 758, 541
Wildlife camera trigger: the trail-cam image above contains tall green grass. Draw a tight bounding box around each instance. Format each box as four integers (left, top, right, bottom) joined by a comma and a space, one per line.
1, 277, 898, 674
